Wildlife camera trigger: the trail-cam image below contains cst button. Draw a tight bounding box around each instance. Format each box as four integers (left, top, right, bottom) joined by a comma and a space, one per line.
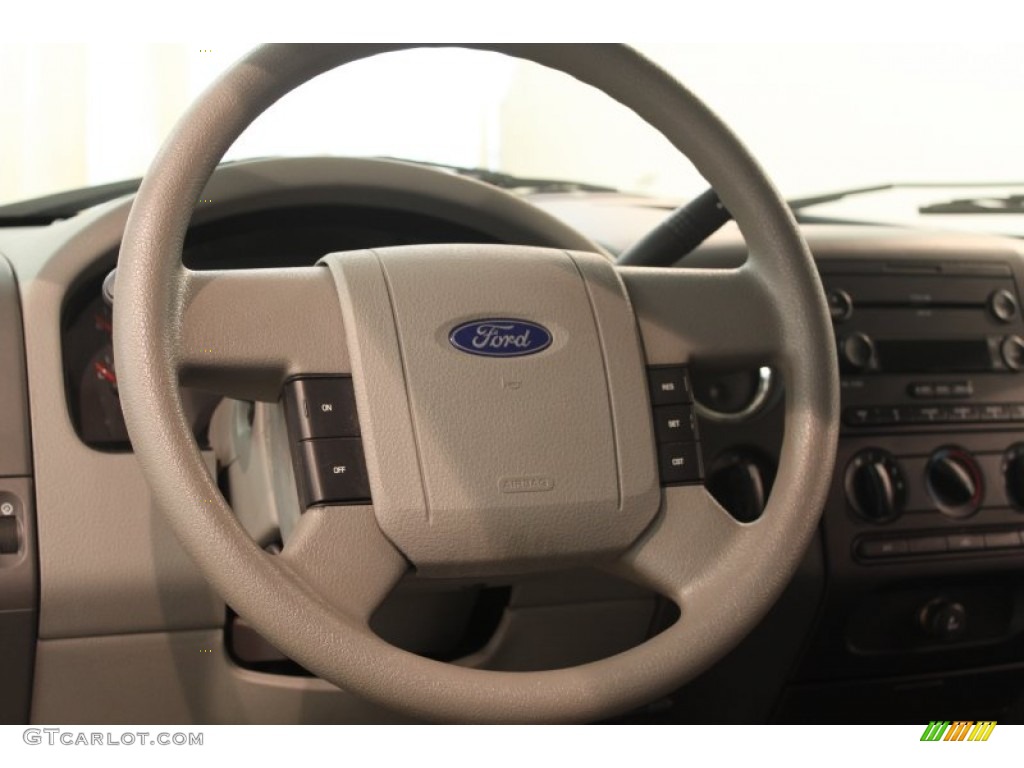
657, 442, 703, 484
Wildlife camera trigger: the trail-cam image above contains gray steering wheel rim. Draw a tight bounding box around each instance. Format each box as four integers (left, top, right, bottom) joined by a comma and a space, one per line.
114, 44, 839, 723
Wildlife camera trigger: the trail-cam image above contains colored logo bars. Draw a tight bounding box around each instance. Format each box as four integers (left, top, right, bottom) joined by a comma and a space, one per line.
920, 721, 997, 742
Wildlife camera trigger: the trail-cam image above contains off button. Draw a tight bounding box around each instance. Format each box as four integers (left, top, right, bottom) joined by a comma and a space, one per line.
299, 438, 371, 506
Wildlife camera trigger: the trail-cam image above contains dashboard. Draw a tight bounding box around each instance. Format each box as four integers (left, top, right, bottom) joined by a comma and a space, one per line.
61, 205, 505, 448
4, 156, 1024, 724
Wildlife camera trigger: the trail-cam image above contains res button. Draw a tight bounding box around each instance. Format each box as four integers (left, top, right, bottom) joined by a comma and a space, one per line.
648, 367, 692, 406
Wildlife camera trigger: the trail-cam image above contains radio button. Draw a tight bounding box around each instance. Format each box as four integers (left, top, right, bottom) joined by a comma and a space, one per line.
980, 404, 1010, 421
909, 382, 935, 398
952, 381, 974, 397
948, 405, 978, 422
843, 407, 871, 426
916, 406, 946, 423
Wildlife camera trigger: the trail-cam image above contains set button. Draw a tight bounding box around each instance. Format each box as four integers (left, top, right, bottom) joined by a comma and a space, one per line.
652, 404, 698, 444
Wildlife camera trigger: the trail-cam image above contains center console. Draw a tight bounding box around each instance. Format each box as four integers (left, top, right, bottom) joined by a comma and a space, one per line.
782, 254, 1024, 721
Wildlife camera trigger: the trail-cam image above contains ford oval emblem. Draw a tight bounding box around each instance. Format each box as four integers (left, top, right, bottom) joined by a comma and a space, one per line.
449, 319, 552, 358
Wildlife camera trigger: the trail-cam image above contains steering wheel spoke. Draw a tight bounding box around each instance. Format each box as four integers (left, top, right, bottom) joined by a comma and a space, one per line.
608, 485, 748, 601
619, 262, 784, 369
180, 266, 348, 401
278, 506, 408, 624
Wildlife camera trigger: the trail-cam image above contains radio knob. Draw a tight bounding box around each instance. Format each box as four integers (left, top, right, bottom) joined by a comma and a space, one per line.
1003, 443, 1024, 511
990, 289, 1019, 323
844, 449, 906, 523
1001, 335, 1024, 371
839, 332, 875, 373
926, 447, 983, 518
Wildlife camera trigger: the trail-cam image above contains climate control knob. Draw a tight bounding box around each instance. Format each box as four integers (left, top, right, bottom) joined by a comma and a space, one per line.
1002, 443, 1024, 511
844, 449, 906, 523
926, 447, 983, 518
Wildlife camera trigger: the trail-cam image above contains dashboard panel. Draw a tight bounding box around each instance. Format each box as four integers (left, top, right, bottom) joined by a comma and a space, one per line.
6, 156, 1024, 724
61, 205, 504, 448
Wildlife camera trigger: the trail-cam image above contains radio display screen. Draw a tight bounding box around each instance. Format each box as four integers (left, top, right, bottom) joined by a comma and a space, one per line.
875, 340, 993, 373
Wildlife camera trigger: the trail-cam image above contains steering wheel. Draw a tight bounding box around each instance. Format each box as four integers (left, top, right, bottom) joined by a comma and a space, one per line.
114, 44, 839, 724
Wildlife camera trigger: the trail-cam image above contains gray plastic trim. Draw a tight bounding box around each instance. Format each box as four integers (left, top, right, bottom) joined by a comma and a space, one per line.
0, 254, 31, 476
31, 629, 413, 724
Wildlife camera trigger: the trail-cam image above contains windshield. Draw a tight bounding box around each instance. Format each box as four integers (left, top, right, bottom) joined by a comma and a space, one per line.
3, 43, 1023, 235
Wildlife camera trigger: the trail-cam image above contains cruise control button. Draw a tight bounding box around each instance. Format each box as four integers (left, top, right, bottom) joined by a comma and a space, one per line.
285, 377, 360, 439
652, 404, 698, 444
858, 538, 908, 558
299, 438, 371, 506
657, 442, 703, 484
648, 367, 692, 406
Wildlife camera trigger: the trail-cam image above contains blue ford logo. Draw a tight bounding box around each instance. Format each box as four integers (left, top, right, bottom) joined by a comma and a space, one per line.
449, 319, 552, 357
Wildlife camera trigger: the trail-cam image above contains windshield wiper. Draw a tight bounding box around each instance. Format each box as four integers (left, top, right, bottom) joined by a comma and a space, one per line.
920, 194, 1024, 215
619, 181, 1024, 266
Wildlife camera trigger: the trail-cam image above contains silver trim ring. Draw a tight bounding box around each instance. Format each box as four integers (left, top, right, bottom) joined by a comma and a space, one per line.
694, 366, 774, 423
